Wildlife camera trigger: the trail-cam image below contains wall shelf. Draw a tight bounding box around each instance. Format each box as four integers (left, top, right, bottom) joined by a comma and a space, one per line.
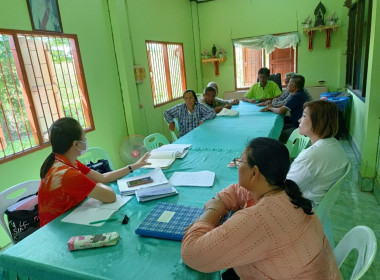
202, 57, 226, 76
303, 24, 339, 34
303, 25, 339, 50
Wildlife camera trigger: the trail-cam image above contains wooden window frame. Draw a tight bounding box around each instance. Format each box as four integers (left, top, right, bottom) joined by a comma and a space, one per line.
0, 28, 93, 163
233, 45, 297, 91
146, 40, 187, 107
345, 0, 372, 100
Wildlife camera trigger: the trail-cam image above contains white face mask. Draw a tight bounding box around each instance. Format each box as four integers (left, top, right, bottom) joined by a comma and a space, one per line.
77, 139, 88, 155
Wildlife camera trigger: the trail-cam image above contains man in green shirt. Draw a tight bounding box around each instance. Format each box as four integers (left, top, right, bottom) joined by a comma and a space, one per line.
242, 67, 282, 103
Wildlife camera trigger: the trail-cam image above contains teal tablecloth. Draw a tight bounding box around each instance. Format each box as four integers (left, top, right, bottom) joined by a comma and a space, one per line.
0, 103, 283, 280
175, 102, 283, 151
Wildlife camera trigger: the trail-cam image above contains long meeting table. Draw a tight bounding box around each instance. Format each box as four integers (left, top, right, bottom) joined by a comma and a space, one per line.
0, 102, 283, 280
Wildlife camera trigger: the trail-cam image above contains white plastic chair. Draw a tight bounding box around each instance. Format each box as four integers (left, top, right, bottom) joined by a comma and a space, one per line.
0, 180, 40, 243
334, 225, 377, 280
315, 162, 351, 248
165, 118, 179, 142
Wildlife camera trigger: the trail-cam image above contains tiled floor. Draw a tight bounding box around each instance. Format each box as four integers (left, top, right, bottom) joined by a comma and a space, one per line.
332, 140, 380, 279
1, 140, 379, 279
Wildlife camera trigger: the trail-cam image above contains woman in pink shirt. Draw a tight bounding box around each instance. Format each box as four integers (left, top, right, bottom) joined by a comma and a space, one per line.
181, 137, 341, 280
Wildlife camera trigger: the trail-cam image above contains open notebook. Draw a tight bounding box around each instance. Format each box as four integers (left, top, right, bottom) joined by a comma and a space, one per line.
141, 151, 177, 169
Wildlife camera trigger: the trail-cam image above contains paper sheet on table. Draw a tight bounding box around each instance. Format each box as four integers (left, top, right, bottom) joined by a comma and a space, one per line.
61, 195, 132, 226
169, 171, 215, 187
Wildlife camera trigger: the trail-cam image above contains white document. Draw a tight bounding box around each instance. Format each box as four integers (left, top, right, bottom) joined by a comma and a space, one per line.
61, 195, 132, 226
217, 108, 239, 117
169, 171, 215, 187
117, 167, 169, 195
153, 144, 192, 158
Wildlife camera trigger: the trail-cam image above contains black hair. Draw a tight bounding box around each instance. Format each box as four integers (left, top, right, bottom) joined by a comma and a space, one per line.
40, 117, 83, 179
246, 137, 313, 215
258, 67, 270, 76
203, 86, 217, 95
183, 89, 198, 104
290, 74, 305, 90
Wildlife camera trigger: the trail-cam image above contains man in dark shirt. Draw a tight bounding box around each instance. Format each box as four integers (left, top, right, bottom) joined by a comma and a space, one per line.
260, 74, 311, 143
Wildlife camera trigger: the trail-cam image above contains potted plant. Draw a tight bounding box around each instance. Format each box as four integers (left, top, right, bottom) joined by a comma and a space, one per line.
201, 49, 210, 59
217, 46, 227, 58
301, 15, 313, 28
326, 12, 339, 26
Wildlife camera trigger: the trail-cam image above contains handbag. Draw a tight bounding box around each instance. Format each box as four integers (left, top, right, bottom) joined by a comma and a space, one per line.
5, 194, 40, 243
86, 159, 112, 174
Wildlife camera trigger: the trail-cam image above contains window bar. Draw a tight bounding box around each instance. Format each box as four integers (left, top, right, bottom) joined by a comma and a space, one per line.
69, 38, 92, 128
146, 44, 157, 104
45, 36, 65, 120
163, 44, 172, 101
179, 45, 186, 94
0, 64, 17, 155
53, 37, 73, 117
0, 37, 26, 153
65, 39, 87, 127
153, 43, 163, 104
1, 34, 33, 149
59, 37, 81, 121
30, 36, 56, 126
41, 36, 63, 122
13, 34, 43, 147
24, 35, 50, 134
158, 44, 167, 103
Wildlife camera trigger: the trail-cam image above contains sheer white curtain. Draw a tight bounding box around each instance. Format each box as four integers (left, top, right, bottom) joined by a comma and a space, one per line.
233, 32, 300, 54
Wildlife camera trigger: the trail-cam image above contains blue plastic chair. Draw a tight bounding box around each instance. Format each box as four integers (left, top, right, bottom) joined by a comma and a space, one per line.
315, 162, 351, 248
144, 133, 170, 151
77, 147, 114, 170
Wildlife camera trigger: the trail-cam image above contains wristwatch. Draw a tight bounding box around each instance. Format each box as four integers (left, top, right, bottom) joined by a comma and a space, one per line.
128, 165, 133, 173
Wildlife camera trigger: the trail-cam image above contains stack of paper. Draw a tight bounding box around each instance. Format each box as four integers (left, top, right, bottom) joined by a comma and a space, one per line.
117, 168, 169, 195
169, 171, 215, 187
135, 183, 178, 202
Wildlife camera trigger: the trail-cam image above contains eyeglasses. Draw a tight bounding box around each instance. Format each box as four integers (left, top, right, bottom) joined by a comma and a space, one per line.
233, 158, 249, 168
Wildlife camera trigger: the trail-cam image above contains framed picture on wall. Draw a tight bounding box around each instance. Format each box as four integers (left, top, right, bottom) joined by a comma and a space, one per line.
26, 0, 63, 32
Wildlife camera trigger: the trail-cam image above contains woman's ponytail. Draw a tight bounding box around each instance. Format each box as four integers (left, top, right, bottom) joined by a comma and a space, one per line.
40, 153, 56, 179
283, 179, 313, 215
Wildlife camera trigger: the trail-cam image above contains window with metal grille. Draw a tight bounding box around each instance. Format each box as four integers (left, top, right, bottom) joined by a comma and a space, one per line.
146, 41, 187, 106
0, 30, 93, 162
346, 0, 372, 99
234, 46, 296, 90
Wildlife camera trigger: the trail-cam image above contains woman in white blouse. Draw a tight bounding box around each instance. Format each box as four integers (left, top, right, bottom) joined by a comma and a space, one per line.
287, 100, 349, 208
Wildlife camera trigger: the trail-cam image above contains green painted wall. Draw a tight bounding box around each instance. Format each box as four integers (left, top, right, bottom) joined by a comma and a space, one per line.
196, 0, 348, 92
358, 0, 380, 179
0, 0, 128, 246
120, 0, 198, 140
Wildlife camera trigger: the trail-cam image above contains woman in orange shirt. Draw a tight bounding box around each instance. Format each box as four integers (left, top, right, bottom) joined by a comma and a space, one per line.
181, 137, 341, 280
39, 117, 149, 226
